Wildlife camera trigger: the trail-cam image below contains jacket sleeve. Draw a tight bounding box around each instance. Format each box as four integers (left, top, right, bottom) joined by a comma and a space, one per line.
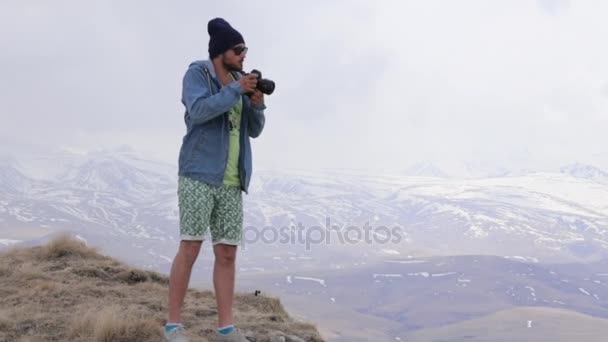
247, 102, 266, 138
182, 66, 244, 125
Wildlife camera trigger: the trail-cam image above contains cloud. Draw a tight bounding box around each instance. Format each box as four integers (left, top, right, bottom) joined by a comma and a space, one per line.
1, 0, 607, 172
537, 0, 570, 15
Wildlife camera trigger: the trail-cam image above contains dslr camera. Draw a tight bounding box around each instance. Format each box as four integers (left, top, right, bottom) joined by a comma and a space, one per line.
242, 69, 275, 95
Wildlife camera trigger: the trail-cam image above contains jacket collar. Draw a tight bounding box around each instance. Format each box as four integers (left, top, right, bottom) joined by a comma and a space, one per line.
201, 60, 218, 78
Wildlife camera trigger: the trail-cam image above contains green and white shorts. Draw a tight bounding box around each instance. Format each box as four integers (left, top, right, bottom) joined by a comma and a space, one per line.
178, 176, 243, 245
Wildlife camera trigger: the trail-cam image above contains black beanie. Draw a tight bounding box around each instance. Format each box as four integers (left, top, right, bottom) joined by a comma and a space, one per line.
208, 18, 245, 59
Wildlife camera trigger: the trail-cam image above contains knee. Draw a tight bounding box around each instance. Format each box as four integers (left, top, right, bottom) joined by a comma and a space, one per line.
179, 240, 202, 263
214, 245, 237, 265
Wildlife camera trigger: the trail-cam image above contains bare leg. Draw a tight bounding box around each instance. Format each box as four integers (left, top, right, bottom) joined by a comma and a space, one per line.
213, 243, 238, 327
167, 240, 203, 323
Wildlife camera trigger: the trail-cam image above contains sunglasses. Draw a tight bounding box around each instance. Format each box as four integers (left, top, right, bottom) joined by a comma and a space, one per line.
231, 45, 248, 55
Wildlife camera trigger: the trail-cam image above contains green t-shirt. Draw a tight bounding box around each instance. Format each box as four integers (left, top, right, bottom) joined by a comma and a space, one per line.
223, 93, 242, 186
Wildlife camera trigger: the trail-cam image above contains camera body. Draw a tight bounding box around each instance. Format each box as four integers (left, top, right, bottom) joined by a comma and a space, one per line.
247, 69, 275, 95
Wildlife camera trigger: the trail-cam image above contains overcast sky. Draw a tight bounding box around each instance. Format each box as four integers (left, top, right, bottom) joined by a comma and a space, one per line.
1, 0, 607, 173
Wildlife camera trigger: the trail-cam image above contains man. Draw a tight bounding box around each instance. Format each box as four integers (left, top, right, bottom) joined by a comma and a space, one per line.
165, 18, 265, 342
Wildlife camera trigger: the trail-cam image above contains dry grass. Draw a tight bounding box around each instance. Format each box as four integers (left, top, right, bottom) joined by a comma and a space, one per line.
69, 306, 161, 342
0, 235, 323, 342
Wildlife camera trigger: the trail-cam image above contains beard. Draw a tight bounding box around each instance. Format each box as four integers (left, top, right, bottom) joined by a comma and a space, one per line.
222, 55, 243, 72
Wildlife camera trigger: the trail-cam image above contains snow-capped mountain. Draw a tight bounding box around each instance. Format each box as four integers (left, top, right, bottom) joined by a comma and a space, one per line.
404, 162, 449, 178
245, 170, 608, 262
560, 163, 608, 183
0, 149, 179, 268
0, 158, 32, 194
404, 160, 522, 179
1, 149, 608, 271
60, 155, 175, 200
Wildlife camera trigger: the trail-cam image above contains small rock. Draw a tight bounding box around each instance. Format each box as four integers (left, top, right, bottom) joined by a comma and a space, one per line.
286, 335, 307, 342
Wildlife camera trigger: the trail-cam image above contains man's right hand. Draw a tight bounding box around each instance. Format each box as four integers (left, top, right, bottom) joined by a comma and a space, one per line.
239, 74, 258, 94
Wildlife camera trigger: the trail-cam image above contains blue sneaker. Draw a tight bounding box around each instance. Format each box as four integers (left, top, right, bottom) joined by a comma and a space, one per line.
164, 325, 189, 342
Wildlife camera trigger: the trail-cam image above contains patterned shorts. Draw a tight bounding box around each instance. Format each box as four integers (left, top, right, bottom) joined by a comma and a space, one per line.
178, 176, 243, 245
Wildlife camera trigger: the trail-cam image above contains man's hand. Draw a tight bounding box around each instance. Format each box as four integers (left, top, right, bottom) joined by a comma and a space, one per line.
250, 89, 264, 107
239, 74, 258, 94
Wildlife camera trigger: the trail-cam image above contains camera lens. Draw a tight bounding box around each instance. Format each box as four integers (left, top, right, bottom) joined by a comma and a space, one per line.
258, 79, 275, 95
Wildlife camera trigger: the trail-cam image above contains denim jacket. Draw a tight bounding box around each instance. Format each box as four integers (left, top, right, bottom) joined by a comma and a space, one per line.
177, 60, 266, 193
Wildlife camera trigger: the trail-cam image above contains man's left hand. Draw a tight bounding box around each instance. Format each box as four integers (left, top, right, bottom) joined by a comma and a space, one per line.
250, 90, 264, 107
